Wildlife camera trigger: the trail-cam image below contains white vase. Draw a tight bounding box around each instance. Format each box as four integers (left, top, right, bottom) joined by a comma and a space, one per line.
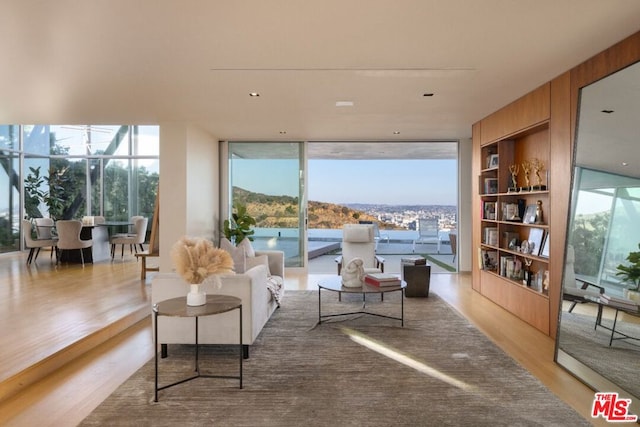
186, 283, 206, 306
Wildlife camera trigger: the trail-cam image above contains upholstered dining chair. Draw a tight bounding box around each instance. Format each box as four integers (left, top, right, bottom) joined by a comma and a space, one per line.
335, 223, 385, 276
56, 220, 93, 266
34, 217, 58, 259
109, 216, 148, 259
22, 219, 57, 265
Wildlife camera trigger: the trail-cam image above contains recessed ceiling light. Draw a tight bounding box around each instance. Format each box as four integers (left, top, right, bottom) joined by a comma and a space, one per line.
249, 92, 260, 97
335, 101, 354, 107
601, 109, 614, 113
423, 93, 434, 97
279, 131, 287, 134
622, 162, 629, 166
393, 131, 401, 135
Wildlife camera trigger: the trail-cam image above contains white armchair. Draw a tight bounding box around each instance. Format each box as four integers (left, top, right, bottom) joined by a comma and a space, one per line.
335, 224, 384, 275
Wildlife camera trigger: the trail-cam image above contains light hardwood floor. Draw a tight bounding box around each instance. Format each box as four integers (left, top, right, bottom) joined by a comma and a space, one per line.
0, 251, 607, 426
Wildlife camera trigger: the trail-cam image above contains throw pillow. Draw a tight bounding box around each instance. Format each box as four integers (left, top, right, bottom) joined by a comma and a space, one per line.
245, 254, 271, 276
220, 238, 246, 273
237, 237, 255, 258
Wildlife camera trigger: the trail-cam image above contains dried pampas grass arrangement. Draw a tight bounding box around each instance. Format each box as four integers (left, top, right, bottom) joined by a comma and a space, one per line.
171, 236, 234, 284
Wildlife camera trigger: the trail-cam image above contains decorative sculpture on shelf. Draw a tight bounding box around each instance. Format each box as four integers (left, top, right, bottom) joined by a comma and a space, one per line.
534, 200, 544, 225
508, 164, 519, 192
521, 160, 531, 191
523, 258, 533, 287
530, 158, 547, 190
341, 257, 365, 288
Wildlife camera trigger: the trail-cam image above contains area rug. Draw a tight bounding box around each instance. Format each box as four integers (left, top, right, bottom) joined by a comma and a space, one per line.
80, 291, 589, 426
558, 310, 640, 398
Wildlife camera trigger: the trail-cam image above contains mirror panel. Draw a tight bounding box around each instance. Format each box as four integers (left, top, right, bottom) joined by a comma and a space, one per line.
557, 61, 640, 409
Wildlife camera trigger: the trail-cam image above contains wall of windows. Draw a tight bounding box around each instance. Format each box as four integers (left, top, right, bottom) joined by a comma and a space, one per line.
0, 125, 159, 254
569, 167, 640, 296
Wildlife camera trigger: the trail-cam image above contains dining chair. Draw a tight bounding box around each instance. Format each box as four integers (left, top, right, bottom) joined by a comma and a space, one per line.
110, 216, 148, 259
56, 220, 93, 266
22, 219, 57, 265
34, 217, 58, 259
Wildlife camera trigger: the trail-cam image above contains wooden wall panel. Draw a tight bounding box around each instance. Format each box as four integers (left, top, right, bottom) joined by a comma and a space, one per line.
471, 29, 640, 340
548, 72, 571, 340
480, 83, 551, 145
480, 275, 550, 334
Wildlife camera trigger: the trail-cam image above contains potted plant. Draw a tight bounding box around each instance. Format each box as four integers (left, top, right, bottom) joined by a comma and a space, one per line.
615, 243, 640, 302
223, 203, 256, 245
171, 236, 233, 305
24, 166, 68, 220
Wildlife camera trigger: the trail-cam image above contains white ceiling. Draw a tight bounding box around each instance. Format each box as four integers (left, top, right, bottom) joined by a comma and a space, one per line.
1, 1, 640, 143
576, 62, 640, 179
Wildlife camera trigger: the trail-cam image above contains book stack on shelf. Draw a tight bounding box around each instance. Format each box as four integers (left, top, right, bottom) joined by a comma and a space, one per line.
364, 273, 401, 287
499, 256, 523, 280
483, 227, 498, 246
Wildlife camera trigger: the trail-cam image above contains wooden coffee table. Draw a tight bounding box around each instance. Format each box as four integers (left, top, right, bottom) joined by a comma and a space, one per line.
318, 276, 406, 326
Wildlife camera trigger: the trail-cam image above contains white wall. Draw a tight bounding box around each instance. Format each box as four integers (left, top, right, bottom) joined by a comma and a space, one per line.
158, 123, 218, 273
458, 138, 472, 272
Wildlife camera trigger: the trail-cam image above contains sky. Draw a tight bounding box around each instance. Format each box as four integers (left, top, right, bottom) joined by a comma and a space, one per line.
231, 158, 458, 206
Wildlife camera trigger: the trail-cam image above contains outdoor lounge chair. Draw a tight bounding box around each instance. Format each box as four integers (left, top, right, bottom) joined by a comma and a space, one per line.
412, 218, 442, 253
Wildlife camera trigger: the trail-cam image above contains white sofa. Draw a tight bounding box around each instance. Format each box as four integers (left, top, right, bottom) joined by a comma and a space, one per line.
152, 250, 284, 359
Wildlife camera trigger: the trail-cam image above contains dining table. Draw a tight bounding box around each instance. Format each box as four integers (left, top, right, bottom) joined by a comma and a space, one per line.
60, 220, 133, 264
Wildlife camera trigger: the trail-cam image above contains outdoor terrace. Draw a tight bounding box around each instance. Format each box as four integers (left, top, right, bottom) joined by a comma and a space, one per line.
252, 228, 457, 274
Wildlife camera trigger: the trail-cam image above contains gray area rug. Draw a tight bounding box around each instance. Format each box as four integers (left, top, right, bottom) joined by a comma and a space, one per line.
558, 310, 640, 398
81, 291, 589, 426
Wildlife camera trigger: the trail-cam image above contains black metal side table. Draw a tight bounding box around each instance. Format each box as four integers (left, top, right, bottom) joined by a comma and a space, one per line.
153, 294, 243, 402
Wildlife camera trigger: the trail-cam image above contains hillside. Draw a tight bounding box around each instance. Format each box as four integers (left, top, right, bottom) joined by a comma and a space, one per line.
232, 187, 400, 229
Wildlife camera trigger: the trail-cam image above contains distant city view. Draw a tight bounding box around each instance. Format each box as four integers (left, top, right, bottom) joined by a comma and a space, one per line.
344, 203, 457, 232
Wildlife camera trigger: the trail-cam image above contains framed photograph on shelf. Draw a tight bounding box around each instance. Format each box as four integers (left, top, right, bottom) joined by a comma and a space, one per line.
527, 228, 544, 255
522, 205, 537, 224
488, 154, 499, 169
540, 233, 550, 258
484, 178, 498, 194
483, 201, 497, 220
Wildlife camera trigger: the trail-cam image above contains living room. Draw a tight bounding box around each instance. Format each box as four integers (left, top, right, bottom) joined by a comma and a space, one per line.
2, 2, 640, 425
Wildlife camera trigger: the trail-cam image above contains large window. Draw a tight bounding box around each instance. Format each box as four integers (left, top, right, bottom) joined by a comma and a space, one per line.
227, 142, 305, 268
570, 168, 640, 295
0, 124, 159, 254
0, 125, 20, 252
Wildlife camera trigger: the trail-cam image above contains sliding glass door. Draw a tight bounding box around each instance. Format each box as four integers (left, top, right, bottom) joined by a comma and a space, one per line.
226, 142, 306, 268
